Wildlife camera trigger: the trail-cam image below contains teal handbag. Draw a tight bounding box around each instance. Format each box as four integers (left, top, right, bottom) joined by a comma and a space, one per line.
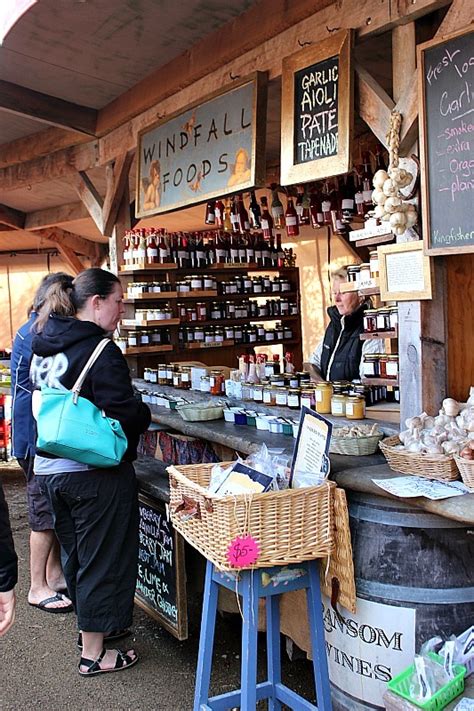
36, 339, 128, 468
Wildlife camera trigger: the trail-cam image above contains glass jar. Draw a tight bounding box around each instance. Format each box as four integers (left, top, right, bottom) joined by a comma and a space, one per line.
280, 298, 289, 316
158, 364, 168, 385
265, 329, 275, 342
369, 250, 379, 279
270, 374, 285, 387
127, 331, 139, 347
275, 323, 284, 340
379, 354, 388, 378
289, 374, 300, 389
194, 325, 205, 343
315, 382, 333, 414
389, 306, 398, 330
347, 264, 361, 283
190, 275, 203, 291
224, 326, 234, 341
359, 262, 371, 284
210, 303, 223, 320
234, 327, 243, 343
253, 384, 264, 403
214, 328, 224, 343
200, 375, 211, 393
186, 306, 197, 322
252, 277, 263, 294
148, 368, 158, 384
275, 386, 288, 407
287, 388, 300, 409
195, 302, 207, 321
150, 329, 162, 344
362, 355, 380, 378
300, 386, 315, 410
166, 364, 174, 384
257, 303, 269, 318
263, 384, 276, 406
181, 366, 191, 389
210, 370, 224, 395
143, 368, 151, 382
204, 329, 215, 344
386, 355, 399, 380
345, 396, 366, 419
115, 337, 127, 354
203, 275, 215, 290
280, 278, 291, 292
376, 308, 390, 332
363, 309, 377, 333
225, 302, 236, 319
271, 278, 281, 293
173, 370, 182, 388
283, 325, 293, 339
139, 331, 150, 346
331, 393, 346, 417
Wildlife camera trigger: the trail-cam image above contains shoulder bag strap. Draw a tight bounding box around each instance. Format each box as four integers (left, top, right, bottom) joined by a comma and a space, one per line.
71, 338, 111, 400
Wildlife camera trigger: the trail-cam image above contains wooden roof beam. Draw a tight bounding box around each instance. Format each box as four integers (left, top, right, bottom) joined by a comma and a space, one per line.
0, 79, 97, 136
53, 241, 85, 275
0, 203, 25, 229
102, 151, 134, 237
25, 201, 90, 230
34, 227, 99, 260
71, 171, 104, 234
355, 62, 395, 149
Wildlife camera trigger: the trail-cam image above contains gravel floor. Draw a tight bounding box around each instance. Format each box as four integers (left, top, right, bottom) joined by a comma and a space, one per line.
0, 464, 316, 710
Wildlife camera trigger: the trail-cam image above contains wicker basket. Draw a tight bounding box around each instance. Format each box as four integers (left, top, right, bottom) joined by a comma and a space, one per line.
454, 454, 474, 491
379, 435, 459, 481
176, 404, 224, 422
330, 433, 384, 456
168, 462, 336, 571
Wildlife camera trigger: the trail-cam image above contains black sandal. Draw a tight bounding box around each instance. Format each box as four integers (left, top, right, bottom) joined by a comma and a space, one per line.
78, 648, 138, 677
77, 629, 131, 649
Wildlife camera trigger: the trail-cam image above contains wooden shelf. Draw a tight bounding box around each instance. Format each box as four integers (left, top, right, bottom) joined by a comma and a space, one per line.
184, 339, 234, 350
121, 318, 180, 328
178, 290, 218, 298
120, 263, 177, 273
340, 279, 379, 295
361, 377, 399, 387
124, 292, 177, 302
354, 233, 395, 248
180, 314, 299, 328
360, 328, 398, 340
124, 344, 173, 355
181, 337, 299, 351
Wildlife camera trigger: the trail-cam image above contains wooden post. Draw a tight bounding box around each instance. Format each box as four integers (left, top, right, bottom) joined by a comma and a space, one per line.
109, 183, 129, 276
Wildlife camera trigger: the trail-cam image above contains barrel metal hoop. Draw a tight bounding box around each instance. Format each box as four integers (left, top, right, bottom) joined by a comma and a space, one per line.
356, 578, 474, 604
348, 502, 468, 529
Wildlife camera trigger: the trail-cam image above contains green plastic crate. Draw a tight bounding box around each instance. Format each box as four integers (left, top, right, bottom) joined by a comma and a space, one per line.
387, 652, 466, 710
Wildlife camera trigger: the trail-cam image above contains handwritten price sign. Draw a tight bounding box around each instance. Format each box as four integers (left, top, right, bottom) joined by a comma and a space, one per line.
227, 535, 260, 568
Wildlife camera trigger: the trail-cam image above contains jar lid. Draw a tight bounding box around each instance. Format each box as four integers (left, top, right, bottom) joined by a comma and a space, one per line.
316, 382, 333, 389
347, 264, 361, 272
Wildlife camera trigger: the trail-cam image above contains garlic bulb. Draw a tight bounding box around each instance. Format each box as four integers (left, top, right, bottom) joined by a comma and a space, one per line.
383, 178, 398, 197
442, 398, 461, 417
373, 169, 389, 189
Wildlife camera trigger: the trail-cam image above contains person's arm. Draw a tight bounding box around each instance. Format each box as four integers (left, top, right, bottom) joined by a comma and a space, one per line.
307, 340, 325, 382
0, 482, 17, 637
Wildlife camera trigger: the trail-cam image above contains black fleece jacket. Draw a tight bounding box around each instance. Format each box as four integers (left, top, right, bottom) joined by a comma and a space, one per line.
30, 315, 151, 462
0, 482, 17, 593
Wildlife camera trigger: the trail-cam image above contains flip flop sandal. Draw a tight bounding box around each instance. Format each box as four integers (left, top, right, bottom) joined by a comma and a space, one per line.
28, 593, 74, 614
78, 648, 139, 677
77, 629, 131, 649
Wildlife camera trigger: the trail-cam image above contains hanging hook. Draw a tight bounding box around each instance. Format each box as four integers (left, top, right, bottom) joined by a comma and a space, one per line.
326, 25, 341, 33
298, 39, 312, 47
229, 71, 240, 81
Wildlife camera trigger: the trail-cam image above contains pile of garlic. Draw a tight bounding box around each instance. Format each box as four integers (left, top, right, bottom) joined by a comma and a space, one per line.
333, 424, 382, 438
398, 397, 474, 456
371, 167, 418, 236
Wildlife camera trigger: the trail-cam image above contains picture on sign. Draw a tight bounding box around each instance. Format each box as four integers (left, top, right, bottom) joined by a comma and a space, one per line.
136, 72, 267, 218
281, 30, 353, 185
378, 241, 433, 301
135, 494, 188, 640
418, 26, 474, 255
291, 407, 332, 488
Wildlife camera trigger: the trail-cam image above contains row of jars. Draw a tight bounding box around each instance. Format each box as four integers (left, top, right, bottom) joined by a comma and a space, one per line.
180, 299, 298, 322
363, 307, 398, 333
178, 323, 294, 345
346, 251, 380, 284
363, 354, 399, 379
142, 365, 227, 396
115, 329, 171, 351
127, 282, 174, 297
176, 275, 293, 295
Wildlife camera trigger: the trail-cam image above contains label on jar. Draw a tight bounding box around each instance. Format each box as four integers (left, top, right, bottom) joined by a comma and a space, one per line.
315, 390, 324, 402
345, 401, 355, 416
342, 199, 355, 210
363, 362, 376, 377
386, 361, 398, 377
150, 371, 157, 383
276, 393, 287, 405
158, 368, 167, 378
173, 375, 180, 386
253, 284, 262, 293
301, 395, 312, 408
194, 331, 204, 341
265, 333, 275, 341
254, 390, 263, 402
204, 278, 214, 289
331, 400, 345, 415
191, 278, 202, 289
288, 394, 299, 407
225, 329, 234, 340
376, 315, 386, 330
141, 334, 150, 344
248, 333, 257, 343
182, 372, 189, 382
209, 377, 216, 387
285, 216, 298, 226
263, 391, 272, 404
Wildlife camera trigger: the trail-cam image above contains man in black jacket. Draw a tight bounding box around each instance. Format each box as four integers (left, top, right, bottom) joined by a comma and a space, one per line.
0, 480, 17, 636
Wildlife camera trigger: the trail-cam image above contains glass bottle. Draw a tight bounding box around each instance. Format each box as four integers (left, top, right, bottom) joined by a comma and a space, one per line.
223, 199, 233, 231
205, 200, 216, 225
237, 194, 250, 234
245, 232, 255, 263
195, 232, 207, 268
330, 178, 347, 235
296, 185, 310, 226
309, 187, 324, 229
285, 197, 299, 237
361, 151, 374, 211
260, 196, 274, 239
230, 196, 240, 233
321, 180, 334, 225
215, 232, 228, 264
276, 233, 285, 268
215, 199, 225, 228
354, 168, 365, 217
137, 229, 147, 262
341, 172, 356, 223
146, 229, 158, 264
248, 190, 261, 229
270, 186, 285, 229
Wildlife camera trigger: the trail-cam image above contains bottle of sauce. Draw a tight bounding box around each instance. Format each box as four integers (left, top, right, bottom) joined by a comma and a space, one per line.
285, 197, 299, 237
270, 186, 285, 229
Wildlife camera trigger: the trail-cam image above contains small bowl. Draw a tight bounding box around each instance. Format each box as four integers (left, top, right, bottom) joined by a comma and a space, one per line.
281, 422, 293, 436
234, 412, 247, 426
268, 419, 283, 434
223, 410, 235, 423
255, 415, 270, 431
292, 423, 299, 438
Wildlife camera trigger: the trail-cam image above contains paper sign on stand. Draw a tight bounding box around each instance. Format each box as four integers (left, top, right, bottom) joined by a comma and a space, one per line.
290, 407, 332, 487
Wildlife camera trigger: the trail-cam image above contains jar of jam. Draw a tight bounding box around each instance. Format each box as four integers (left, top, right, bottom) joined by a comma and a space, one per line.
363, 309, 377, 333
271, 278, 281, 293
173, 370, 182, 388
298, 371, 311, 386
300, 386, 315, 410
386, 355, 399, 379
359, 263, 371, 285
347, 264, 361, 283
234, 327, 244, 343
127, 331, 139, 347
148, 368, 158, 384
158, 364, 168, 385
200, 375, 211, 393
224, 326, 234, 341
315, 382, 333, 414
258, 303, 269, 318
210, 370, 225, 395
139, 331, 150, 346
378, 354, 388, 378
263, 384, 276, 406
289, 374, 300, 388
204, 329, 215, 344
280, 278, 291, 292
345, 395, 366, 419
369, 250, 379, 279
252, 277, 263, 294
389, 306, 398, 330
280, 298, 289, 316
196, 303, 207, 321
214, 328, 224, 343
150, 329, 162, 344
362, 355, 380, 378
210, 303, 223, 320
270, 374, 285, 387
275, 386, 288, 407
331, 393, 346, 417
115, 337, 127, 354
283, 326, 293, 339
265, 329, 275, 342
181, 366, 191, 389
203, 275, 215, 290
253, 384, 264, 403
190, 275, 203, 291
287, 388, 300, 409
166, 364, 174, 384
225, 302, 236, 319
376, 308, 390, 332
247, 327, 257, 344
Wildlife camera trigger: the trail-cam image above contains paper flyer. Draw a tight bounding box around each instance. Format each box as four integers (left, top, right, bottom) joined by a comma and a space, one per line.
372, 476, 470, 500
290, 407, 332, 487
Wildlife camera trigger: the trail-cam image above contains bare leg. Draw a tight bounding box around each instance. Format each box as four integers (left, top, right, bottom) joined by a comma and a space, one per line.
80, 632, 137, 672
28, 530, 72, 610
45, 536, 67, 592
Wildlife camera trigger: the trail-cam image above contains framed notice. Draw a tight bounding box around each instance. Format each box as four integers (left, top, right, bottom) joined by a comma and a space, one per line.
418, 26, 474, 255
280, 30, 353, 185
135, 493, 188, 640
136, 72, 267, 218
378, 241, 433, 302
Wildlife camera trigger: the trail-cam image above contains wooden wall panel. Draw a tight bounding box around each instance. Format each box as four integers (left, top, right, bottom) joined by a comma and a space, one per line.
447, 254, 474, 401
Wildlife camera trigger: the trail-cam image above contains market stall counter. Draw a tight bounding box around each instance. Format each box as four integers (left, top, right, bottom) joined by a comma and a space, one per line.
132, 380, 474, 711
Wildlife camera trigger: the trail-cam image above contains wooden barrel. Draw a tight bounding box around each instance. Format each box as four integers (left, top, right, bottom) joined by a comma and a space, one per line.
326, 491, 474, 711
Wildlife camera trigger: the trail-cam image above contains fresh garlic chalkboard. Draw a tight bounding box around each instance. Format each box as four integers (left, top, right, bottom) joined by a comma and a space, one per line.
419, 26, 474, 255
135, 494, 187, 640
281, 30, 353, 185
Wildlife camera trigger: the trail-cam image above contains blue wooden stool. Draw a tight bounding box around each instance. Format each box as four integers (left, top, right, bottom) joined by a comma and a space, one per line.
194, 559, 332, 710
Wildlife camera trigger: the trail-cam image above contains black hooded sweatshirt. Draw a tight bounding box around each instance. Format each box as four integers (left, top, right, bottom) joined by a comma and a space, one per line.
30, 315, 151, 462
320, 304, 366, 382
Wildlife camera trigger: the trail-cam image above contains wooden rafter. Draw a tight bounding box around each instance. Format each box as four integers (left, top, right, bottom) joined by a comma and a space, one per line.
0, 79, 97, 135
35, 227, 99, 260
54, 242, 85, 275
0, 203, 25, 230
355, 63, 395, 149
71, 171, 104, 234
102, 152, 134, 237
25, 201, 90, 230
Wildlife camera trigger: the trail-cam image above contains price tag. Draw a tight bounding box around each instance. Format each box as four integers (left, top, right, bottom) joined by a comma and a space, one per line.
227, 535, 260, 568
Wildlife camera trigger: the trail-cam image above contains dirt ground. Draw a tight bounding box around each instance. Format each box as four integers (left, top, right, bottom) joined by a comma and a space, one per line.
0, 464, 316, 711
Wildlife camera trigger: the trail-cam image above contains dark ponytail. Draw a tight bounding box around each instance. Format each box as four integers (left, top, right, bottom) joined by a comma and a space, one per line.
34, 274, 75, 332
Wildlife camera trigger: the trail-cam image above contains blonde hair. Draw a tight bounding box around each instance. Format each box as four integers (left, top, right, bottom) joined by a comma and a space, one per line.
330, 264, 360, 282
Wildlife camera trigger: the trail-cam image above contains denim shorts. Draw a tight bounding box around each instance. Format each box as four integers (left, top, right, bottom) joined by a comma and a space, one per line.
17, 455, 54, 531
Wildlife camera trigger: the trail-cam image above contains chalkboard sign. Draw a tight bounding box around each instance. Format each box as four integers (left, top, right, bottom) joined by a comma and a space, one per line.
419, 26, 474, 255
135, 493, 187, 640
281, 30, 353, 185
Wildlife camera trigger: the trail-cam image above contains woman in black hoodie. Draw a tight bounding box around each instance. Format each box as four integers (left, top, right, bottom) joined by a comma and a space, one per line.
30, 268, 151, 676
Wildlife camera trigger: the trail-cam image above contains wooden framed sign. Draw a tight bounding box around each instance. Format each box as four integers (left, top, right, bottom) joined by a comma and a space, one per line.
280, 30, 353, 185
378, 241, 433, 302
135, 493, 188, 640
136, 72, 267, 218
418, 26, 474, 255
